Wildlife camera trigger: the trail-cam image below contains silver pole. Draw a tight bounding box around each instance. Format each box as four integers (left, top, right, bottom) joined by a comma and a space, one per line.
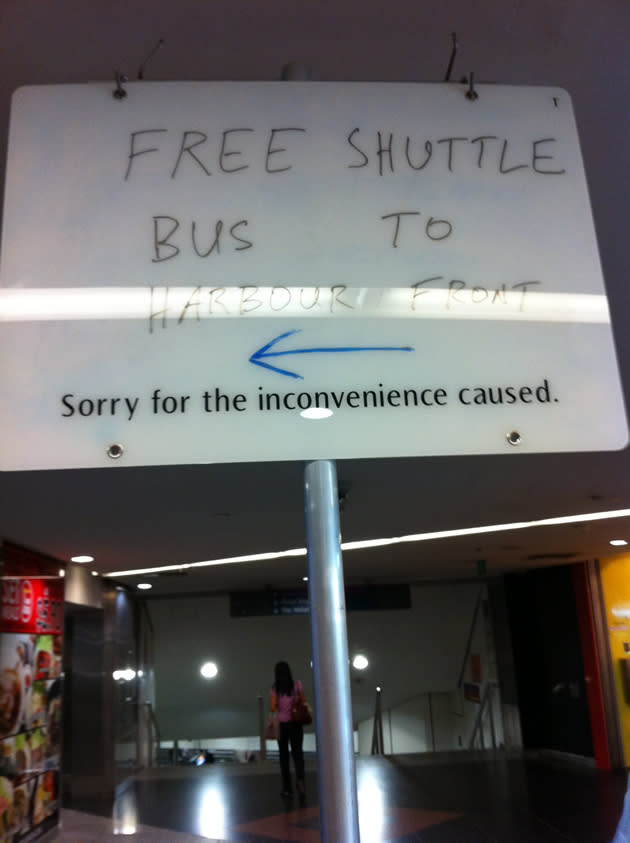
257, 693, 266, 763
304, 459, 360, 843
281, 61, 312, 81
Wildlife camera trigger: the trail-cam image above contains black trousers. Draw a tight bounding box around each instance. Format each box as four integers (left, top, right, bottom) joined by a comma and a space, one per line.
278, 721, 304, 790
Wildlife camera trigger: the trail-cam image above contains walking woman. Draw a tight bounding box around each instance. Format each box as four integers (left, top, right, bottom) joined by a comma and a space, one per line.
269, 661, 306, 800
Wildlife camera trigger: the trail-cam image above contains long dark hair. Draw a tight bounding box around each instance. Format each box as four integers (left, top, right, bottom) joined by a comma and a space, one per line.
273, 661, 295, 696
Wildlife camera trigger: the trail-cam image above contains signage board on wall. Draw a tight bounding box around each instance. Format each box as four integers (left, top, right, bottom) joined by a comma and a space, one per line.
0, 545, 63, 841
0, 82, 626, 469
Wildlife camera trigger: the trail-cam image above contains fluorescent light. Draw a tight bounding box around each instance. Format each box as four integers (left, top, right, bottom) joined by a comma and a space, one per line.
300, 408, 333, 420
106, 508, 630, 578
342, 508, 630, 551
0, 287, 611, 324
610, 539, 628, 546
137, 582, 152, 590
109, 546, 308, 577
71, 555, 94, 563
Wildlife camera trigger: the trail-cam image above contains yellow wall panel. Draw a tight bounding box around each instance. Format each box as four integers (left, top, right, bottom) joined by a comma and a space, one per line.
600, 554, 630, 765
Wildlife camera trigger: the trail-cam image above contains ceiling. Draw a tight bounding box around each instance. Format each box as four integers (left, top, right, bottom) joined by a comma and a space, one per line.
1, 0, 629, 597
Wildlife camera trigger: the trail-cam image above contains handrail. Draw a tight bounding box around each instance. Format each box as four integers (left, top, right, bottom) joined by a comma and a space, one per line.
144, 701, 161, 766
371, 688, 384, 755
468, 682, 498, 750
457, 587, 484, 689
378, 686, 452, 713
468, 684, 489, 749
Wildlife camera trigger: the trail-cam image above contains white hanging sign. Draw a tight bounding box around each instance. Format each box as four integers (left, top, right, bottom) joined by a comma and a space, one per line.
0, 82, 626, 469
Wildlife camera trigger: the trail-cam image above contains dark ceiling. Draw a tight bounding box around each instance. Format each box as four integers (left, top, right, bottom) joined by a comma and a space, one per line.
0, 0, 629, 596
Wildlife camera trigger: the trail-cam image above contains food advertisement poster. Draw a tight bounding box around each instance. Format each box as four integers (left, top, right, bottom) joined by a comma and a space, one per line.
0, 544, 63, 842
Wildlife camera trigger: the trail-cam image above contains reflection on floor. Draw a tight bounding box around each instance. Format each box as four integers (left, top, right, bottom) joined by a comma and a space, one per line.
54, 809, 211, 842
57, 752, 628, 842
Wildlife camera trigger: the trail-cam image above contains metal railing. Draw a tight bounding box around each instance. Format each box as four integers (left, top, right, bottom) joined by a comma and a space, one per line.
143, 701, 161, 767
371, 687, 385, 754
468, 682, 498, 750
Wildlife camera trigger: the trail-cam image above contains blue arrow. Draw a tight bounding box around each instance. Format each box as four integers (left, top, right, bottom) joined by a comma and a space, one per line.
249, 329, 414, 379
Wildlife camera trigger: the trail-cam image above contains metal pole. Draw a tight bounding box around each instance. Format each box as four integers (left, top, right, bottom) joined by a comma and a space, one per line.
377, 690, 384, 755
304, 459, 360, 843
147, 703, 153, 767
257, 693, 266, 763
388, 709, 394, 755
487, 686, 496, 750
281, 61, 312, 81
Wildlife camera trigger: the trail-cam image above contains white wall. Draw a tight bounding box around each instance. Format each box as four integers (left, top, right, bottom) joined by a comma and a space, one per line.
148, 581, 485, 742
355, 587, 507, 755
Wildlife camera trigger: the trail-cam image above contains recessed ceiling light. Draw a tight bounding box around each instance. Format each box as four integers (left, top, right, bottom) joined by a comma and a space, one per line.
303, 576, 309, 582
200, 661, 218, 679
113, 668, 136, 681
59, 569, 65, 578
137, 583, 152, 590
71, 555, 94, 563
610, 539, 628, 546
352, 654, 369, 670
300, 407, 333, 420
91, 571, 99, 577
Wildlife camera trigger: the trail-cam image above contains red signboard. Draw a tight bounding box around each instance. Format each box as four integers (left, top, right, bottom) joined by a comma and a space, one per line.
1, 544, 63, 840
1, 578, 63, 635
463, 683, 481, 704
470, 652, 482, 685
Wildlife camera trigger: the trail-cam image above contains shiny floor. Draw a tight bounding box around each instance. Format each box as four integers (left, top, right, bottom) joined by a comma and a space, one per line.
56, 752, 628, 842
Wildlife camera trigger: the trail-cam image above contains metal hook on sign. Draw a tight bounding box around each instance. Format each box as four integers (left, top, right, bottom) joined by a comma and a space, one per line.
138, 38, 164, 80
113, 70, 128, 100
465, 71, 479, 101
444, 32, 458, 82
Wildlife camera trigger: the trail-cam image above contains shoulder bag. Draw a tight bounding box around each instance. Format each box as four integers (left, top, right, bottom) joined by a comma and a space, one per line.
291, 682, 313, 725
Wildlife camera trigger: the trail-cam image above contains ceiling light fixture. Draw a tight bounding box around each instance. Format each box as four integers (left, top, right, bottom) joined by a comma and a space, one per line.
113, 668, 136, 681
0, 287, 609, 324
106, 507, 630, 578
610, 539, 628, 546
71, 555, 94, 563
109, 546, 308, 577
137, 583, 152, 590
300, 408, 333, 420
200, 661, 218, 679
352, 654, 369, 670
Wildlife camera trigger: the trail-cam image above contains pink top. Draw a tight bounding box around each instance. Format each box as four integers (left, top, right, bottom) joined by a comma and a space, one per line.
270, 679, 305, 723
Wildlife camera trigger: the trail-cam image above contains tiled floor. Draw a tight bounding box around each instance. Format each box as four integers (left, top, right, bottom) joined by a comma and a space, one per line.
56, 752, 628, 842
